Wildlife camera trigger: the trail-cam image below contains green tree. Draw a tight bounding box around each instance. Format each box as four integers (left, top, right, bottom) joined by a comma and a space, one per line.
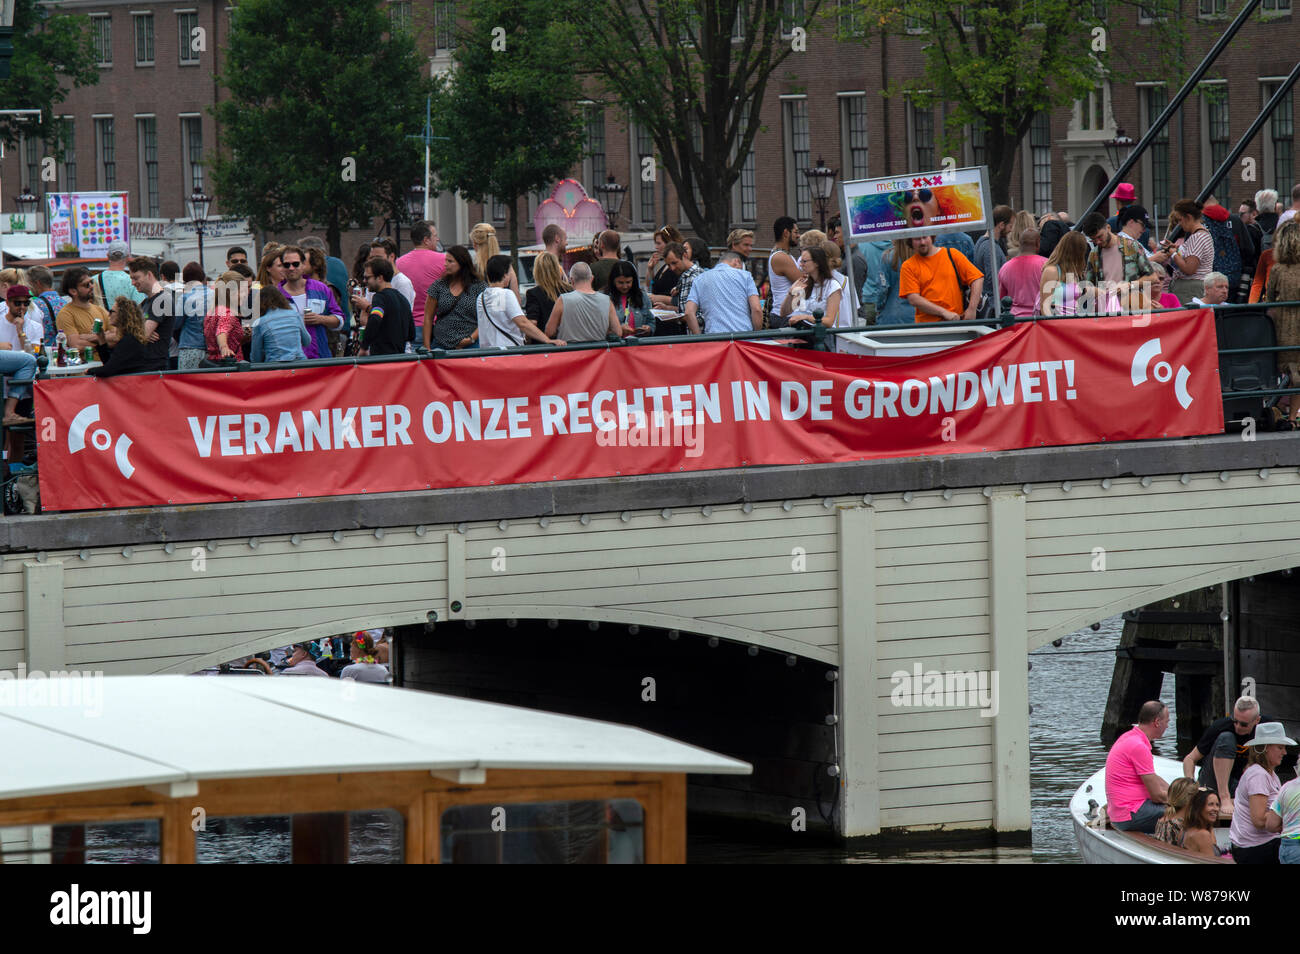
0, 0, 100, 157
211, 0, 428, 256
427, 0, 585, 267
573, 0, 824, 245
847, 0, 1185, 207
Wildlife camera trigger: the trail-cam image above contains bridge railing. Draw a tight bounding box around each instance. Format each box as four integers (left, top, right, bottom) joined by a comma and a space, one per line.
34, 300, 1300, 412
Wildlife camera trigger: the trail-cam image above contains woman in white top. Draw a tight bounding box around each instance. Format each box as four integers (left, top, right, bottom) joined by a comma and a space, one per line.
819, 239, 857, 329
780, 246, 843, 328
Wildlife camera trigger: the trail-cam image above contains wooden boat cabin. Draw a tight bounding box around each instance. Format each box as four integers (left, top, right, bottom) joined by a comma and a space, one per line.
0, 676, 750, 864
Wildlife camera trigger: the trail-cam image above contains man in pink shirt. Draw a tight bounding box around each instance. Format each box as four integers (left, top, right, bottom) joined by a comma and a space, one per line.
394, 220, 446, 330
997, 229, 1048, 317
1106, 700, 1171, 833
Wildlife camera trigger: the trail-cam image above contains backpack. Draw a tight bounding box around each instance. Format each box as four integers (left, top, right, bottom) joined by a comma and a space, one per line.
1205, 217, 1241, 280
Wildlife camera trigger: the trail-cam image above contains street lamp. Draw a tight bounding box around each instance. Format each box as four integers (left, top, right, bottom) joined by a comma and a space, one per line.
187, 187, 212, 273
594, 175, 628, 229
1104, 128, 1135, 172
804, 157, 838, 231
405, 184, 426, 222
14, 186, 37, 229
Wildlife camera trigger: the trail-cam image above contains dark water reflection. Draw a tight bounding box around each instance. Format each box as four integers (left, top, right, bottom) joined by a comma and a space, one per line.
690, 615, 1169, 863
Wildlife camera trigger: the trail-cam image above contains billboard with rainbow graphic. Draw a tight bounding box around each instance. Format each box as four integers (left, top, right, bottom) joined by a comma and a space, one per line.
843, 167, 990, 242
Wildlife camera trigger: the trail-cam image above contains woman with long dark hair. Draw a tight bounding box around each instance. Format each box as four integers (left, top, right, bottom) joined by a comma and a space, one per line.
1154, 199, 1215, 305
608, 260, 654, 336
88, 297, 153, 377
424, 244, 486, 350
780, 246, 843, 328
647, 225, 685, 306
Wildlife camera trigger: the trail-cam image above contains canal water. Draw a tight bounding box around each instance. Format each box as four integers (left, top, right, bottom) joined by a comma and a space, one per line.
690, 614, 1180, 863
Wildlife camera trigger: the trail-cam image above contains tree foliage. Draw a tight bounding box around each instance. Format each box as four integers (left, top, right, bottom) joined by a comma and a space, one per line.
0, 0, 100, 156
211, 0, 428, 256
572, 0, 824, 245
848, 0, 1191, 207
427, 0, 586, 263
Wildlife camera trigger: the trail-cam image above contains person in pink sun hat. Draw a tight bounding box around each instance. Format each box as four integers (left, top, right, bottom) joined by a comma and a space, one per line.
1107, 183, 1154, 253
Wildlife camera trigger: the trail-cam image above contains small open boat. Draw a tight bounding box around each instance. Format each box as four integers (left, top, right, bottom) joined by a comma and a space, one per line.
0, 676, 750, 864
1071, 755, 1232, 864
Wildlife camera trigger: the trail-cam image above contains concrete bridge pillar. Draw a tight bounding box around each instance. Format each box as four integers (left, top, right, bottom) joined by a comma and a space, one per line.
989, 493, 1031, 833
837, 506, 880, 837
23, 559, 65, 673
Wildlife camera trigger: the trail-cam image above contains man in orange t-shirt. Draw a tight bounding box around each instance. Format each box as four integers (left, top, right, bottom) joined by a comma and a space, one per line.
899, 234, 984, 323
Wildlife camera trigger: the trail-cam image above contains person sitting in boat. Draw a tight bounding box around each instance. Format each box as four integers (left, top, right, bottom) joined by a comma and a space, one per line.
246, 643, 328, 677
1265, 760, 1300, 864
1182, 789, 1228, 860
1228, 722, 1294, 864
1105, 700, 1170, 833
340, 632, 392, 684
1182, 696, 1297, 817
1153, 777, 1199, 847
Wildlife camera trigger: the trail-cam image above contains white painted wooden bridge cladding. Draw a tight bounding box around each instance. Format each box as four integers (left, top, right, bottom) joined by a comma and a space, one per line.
7, 463, 1300, 836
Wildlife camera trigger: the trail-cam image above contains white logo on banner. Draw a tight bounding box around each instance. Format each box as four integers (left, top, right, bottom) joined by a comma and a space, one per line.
68, 404, 136, 478
1131, 338, 1193, 409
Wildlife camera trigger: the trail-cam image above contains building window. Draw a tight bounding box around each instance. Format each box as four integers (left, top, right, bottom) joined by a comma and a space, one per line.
433, 1, 455, 53
1198, 0, 1227, 15
91, 14, 112, 67
730, 6, 745, 41
61, 118, 76, 192
1092, 0, 1107, 17
1266, 82, 1293, 202
785, 98, 811, 220
22, 136, 39, 194
904, 9, 926, 31
738, 102, 757, 222
137, 117, 159, 216
842, 95, 869, 179
95, 117, 116, 191
489, 196, 506, 224
781, 0, 806, 37
909, 99, 935, 171
1262, 0, 1292, 11
1140, 0, 1173, 21
389, 1, 412, 33
838, 0, 864, 36
1205, 87, 1230, 203
178, 11, 200, 64
181, 115, 204, 192
970, 118, 987, 169
1030, 113, 1052, 216
635, 123, 656, 226
1076, 86, 1106, 131
134, 13, 154, 65
583, 104, 606, 192
1142, 86, 1171, 217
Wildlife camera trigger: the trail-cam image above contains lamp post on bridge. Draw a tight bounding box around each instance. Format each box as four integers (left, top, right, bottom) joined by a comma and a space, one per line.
804, 157, 838, 232
187, 187, 212, 275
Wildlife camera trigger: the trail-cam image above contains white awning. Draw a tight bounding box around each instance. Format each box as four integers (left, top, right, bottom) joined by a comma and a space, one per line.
0, 676, 750, 800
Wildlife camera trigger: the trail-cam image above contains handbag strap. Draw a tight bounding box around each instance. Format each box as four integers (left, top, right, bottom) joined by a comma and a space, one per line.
478, 291, 522, 346
945, 247, 968, 291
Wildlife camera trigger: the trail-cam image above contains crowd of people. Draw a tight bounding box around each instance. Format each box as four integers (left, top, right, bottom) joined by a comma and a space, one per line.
860, 184, 1295, 326
227, 629, 393, 683
1103, 695, 1300, 863
0, 184, 1289, 406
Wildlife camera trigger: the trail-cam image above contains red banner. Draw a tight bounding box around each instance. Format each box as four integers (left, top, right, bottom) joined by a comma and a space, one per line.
35, 311, 1223, 511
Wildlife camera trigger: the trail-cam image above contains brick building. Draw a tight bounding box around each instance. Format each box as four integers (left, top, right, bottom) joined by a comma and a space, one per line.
1, 0, 1296, 262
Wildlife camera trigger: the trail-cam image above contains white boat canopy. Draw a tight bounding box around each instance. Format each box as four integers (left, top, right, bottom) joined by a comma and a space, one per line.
0, 676, 751, 801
